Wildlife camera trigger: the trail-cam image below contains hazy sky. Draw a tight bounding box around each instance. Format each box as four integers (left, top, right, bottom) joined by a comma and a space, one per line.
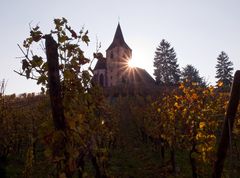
1, 0, 240, 94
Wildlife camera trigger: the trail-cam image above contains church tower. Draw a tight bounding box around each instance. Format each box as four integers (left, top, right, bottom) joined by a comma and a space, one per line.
93, 23, 155, 90
106, 23, 132, 86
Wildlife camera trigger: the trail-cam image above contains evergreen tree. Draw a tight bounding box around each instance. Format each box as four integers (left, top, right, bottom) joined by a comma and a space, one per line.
215, 51, 233, 89
181, 64, 206, 86
153, 39, 180, 85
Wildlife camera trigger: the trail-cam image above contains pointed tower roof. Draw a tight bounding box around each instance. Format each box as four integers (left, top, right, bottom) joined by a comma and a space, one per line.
107, 23, 131, 51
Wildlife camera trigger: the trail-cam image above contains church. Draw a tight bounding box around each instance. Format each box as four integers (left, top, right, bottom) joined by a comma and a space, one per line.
93, 24, 155, 95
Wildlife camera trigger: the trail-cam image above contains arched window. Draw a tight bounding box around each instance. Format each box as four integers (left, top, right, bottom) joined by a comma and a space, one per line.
99, 74, 104, 86
110, 52, 113, 59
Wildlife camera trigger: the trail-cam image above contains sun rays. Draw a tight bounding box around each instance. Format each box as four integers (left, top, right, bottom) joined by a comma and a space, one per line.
128, 59, 139, 68
116, 59, 144, 84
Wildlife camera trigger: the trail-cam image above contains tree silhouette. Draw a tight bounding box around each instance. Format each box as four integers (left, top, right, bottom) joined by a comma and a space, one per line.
215, 51, 233, 90
181, 64, 206, 86
153, 39, 180, 85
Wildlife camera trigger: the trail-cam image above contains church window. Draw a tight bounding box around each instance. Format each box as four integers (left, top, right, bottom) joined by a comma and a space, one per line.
110, 52, 113, 59
99, 74, 104, 86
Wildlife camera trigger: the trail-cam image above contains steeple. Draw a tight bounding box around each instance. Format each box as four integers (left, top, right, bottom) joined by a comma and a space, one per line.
107, 23, 131, 51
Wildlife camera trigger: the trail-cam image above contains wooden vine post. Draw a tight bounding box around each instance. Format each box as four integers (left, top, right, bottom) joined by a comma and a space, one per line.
45, 34, 73, 177
45, 34, 66, 130
212, 70, 240, 178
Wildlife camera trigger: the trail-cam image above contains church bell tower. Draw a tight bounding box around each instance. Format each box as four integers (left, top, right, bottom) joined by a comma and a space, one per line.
106, 23, 132, 86
93, 23, 133, 87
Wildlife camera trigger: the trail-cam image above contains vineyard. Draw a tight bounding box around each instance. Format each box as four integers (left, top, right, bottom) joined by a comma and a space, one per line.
1, 18, 240, 178
1, 81, 240, 177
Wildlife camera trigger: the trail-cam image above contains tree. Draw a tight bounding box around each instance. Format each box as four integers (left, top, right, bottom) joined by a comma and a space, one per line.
153, 39, 180, 85
215, 51, 233, 89
181, 64, 206, 86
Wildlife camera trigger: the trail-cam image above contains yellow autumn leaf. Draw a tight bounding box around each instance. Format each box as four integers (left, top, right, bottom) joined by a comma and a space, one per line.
218, 81, 223, 87
202, 152, 206, 162
174, 102, 180, 109
183, 108, 187, 114
174, 95, 180, 100
209, 86, 214, 92
192, 93, 198, 100
207, 147, 213, 152
179, 83, 184, 89
199, 122, 205, 129
157, 108, 161, 112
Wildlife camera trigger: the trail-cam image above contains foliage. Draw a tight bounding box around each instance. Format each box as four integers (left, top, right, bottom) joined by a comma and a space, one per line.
130, 82, 228, 177
17, 17, 91, 90
215, 51, 233, 90
16, 17, 117, 177
0, 89, 49, 178
153, 39, 180, 86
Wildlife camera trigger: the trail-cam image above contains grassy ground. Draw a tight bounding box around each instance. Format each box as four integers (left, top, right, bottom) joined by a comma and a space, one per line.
108, 104, 175, 178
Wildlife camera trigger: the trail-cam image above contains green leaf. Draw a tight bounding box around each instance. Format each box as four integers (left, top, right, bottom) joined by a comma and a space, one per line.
31, 55, 43, 68
54, 18, 61, 29
58, 35, 69, 43
26, 68, 31, 79
82, 34, 90, 45
37, 74, 47, 85
63, 70, 74, 80
54, 18, 66, 31
42, 62, 48, 71
23, 37, 33, 48
22, 59, 29, 70
30, 30, 42, 42
41, 87, 45, 93
62, 17, 67, 23
32, 25, 39, 31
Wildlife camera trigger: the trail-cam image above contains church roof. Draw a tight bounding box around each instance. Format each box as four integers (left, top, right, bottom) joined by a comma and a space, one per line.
128, 67, 156, 85
107, 23, 131, 51
94, 58, 106, 70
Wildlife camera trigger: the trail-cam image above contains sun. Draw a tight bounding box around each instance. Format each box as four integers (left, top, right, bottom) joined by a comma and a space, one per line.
128, 59, 137, 68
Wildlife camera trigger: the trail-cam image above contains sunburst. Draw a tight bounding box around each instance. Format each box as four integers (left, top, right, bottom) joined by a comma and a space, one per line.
128, 59, 137, 68
117, 60, 141, 84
